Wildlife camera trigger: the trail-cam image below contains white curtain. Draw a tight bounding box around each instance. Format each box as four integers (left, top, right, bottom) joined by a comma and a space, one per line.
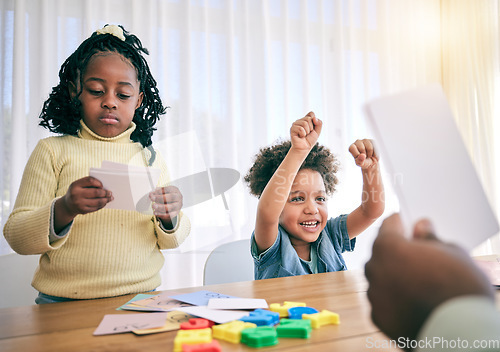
0, 0, 498, 290
440, 0, 500, 256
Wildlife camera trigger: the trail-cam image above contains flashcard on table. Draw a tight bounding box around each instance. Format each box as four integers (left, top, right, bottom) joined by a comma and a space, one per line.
132, 292, 194, 311
122, 304, 165, 312
132, 311, 195, 335
207, 298, 268, 310
93, 312, 168, 335
176, 306, 249, 324
364, 84, 499, 250
117, 294, 162, 311
169, 290, 237, 306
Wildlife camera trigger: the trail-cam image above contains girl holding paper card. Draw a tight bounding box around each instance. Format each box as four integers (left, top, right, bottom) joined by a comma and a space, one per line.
3, 25, 190, 303
244, 112, 385, 279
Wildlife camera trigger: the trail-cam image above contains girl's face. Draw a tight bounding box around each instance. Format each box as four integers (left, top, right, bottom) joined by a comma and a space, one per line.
279, 169, 328, 247
72, 52, 143, 138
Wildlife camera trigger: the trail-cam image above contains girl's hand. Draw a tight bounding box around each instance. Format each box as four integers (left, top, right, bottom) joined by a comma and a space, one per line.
290, 111, 323, 153
349, 139, 379, 170
149, 185, 183, 228
62, 176, 113, 216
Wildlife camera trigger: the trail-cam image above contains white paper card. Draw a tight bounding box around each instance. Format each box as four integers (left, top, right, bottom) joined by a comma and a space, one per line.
89, 161, 160, 213
176, 306, 249, 324
364, 83, 499, 250
93, 313, 168, 335
207, 298, 268, 310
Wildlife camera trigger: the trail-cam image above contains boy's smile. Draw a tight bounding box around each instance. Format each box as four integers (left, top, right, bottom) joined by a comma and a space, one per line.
71, 52, 143, 138
279, 169, 328, 249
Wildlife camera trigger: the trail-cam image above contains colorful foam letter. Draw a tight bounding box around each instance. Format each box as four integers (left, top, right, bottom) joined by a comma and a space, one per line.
180, 318, 214, 330
269, 301, 306, 317
240, 326, 278, 348
239, 309, 280, 326
303, 310, 340, 329
173, 328, 212, 352
276, 318, 312, 338
212, 320, 257, 344
181, 340, 221, 352
287, 306, 319, 319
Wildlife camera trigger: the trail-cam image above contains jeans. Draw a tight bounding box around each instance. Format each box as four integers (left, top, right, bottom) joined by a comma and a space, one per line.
35, 289, 157, 304
35, 292, 78, 304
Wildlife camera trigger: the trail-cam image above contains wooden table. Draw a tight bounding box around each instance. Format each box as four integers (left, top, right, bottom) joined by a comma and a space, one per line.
0, 270, 401, 352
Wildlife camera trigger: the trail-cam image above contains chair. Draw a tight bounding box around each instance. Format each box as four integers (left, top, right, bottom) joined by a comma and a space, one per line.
0, 253, 40, 308
203, 239, 254, 285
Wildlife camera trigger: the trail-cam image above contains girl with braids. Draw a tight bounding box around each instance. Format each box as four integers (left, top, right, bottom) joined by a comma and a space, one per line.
4, 25, 191, 303
244, 112, 384, 279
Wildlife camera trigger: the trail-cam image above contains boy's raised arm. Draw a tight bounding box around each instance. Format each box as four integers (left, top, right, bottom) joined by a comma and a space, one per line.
346, 139, 385, 239
254, 112, 322, 253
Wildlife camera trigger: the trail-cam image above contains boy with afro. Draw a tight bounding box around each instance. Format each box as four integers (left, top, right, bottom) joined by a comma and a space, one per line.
244, 112, 385, 279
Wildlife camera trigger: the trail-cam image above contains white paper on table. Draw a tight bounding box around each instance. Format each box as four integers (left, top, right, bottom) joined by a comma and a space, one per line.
132, 292, 194, 311
169, 290, 238, 306
364, 83, 499, 250
207, 298, 268, 310
93, 312, 168, 335
89, 161, 160, 213
176, 306, 249, 324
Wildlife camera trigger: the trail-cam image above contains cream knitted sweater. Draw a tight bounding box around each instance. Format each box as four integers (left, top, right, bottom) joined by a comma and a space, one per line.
3, 121, 191, 299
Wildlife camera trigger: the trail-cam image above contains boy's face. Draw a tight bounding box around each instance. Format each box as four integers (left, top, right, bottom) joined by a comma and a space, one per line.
71, 52, 143, 138
279, 169, 328, 247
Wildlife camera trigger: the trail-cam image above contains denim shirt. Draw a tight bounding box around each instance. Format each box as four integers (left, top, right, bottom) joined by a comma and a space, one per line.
251, 214, 355, 280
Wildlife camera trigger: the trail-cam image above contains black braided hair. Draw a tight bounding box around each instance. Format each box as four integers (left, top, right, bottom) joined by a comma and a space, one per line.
39, 24, 166, 148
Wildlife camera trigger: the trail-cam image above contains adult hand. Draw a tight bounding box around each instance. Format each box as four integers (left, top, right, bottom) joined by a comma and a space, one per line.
364, 214, 494, 344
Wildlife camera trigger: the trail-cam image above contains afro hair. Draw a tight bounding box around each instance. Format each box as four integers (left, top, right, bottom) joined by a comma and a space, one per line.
244, 140, 340, 198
